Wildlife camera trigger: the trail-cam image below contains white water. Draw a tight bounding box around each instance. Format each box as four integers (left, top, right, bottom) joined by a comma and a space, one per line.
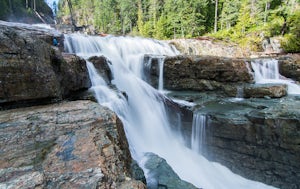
191, 114, 206, 154
158, 57, 165, 91
64, 34, 276, 189
251, 59, 300, 95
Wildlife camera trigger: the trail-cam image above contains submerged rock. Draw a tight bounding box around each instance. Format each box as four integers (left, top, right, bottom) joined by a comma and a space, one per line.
0, 100, 145, 189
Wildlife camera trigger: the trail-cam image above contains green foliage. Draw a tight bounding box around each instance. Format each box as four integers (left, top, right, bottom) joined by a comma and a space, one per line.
210, 0, 300, 52
0, 1, 10, 20
56, 0, 300, 53
281, 10, 300, 52
0, 0, 53, 22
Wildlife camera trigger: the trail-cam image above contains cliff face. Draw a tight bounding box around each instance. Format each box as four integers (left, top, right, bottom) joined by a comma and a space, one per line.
0, 21, 90, 109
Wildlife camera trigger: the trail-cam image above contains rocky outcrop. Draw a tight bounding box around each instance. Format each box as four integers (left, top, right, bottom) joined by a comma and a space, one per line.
189, 97, 300, 189
0, 100, 146, 189
89, 56, 113, 84
144, 153, 198, 189
0, 22, 90, 109
168, 38, 249, 58
223, 84, 288, 98
146, 55, 253, 92
278, 55, 300, 82
243, 84, 287, 98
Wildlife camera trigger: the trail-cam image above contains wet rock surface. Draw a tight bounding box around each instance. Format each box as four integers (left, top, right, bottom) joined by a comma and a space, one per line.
0, 100, 145, 189
88, 56, 113, 84
144, 153, 198, 189
168, 91, 300, 189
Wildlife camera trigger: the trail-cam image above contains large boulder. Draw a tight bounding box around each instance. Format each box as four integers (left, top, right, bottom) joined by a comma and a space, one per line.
0, 100, 145, 189
0, 22, 91, 108
278, 55, 300, 82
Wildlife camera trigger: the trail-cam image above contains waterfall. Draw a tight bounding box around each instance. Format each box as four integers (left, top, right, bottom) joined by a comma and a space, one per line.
158, 57, 165, 91
64, 34, 276, 189
191, 114, 206, 154
251, 59, 300, 95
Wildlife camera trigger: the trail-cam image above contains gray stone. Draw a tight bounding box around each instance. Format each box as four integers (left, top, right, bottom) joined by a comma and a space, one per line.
144, 153, 198, 189
0, 22, 91, 108
0, 100, 145, 189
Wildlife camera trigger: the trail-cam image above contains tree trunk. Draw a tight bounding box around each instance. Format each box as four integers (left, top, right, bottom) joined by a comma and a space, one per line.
264, 1, 270, 25
8, 0, 12, 12
66, 0, 76, 28
214, 0, 218, 33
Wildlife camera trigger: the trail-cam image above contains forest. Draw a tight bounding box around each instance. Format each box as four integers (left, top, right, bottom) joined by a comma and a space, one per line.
57, 0, 300, 52
0, 0, 53, 23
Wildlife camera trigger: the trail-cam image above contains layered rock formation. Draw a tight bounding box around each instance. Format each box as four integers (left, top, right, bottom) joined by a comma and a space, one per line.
203, 97, 300, 189
0, 100, 145, 189
146, 55, 253, 92
167, 91, 300, 189
145, 54, 300, 98
168, 38, 249, 58
0, 22, 146, 189
0, 21, 90, 109
278, 55, 300, 82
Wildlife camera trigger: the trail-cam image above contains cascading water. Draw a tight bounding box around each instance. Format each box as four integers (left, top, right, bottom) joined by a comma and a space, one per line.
158, 57, 165, 91
64, 34, 276, 189
191, 113, 206, 154
251, 59, 300, 95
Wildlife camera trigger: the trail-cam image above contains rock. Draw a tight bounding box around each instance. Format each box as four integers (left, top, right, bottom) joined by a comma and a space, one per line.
88, 56, 113, 84
168, 38, 249, 58
52, 50, 91, 98
190, 96, 300, 189
158, 55, 253, 91
144, 153, 198, 189
118, 180, 147, 189
0, 100, 145, 189
223, 84, 288, 98
278, 55, 300, 82
243, 84, 287, 98
0, 23, 91, 108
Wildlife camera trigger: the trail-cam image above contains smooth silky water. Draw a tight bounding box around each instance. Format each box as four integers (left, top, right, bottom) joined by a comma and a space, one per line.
251, 59, 300, 95
64, 34, 277, 189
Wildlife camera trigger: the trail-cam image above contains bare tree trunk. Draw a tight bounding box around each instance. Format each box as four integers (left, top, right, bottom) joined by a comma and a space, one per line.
8, 0, 12, 12
264, 1, 270, 25
66, 0, 76, 28
33, 0, 36, 11
26, 0, 28, 9
214, 0, 218, 33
